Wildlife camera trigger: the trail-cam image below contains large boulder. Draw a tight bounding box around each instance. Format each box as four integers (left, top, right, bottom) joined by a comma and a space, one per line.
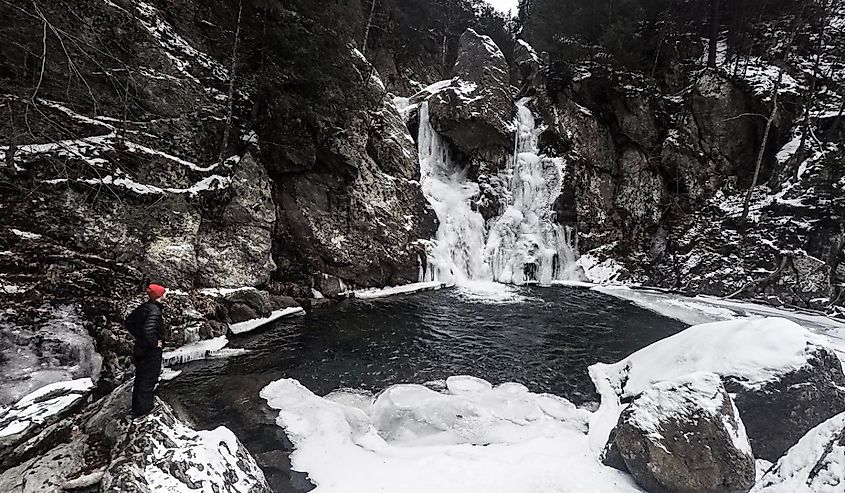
427, 28, 514, 152
753, 411, 845, 492
0, 382, 271, 493
590, 317, 845, 463
724, 345, 845, 461
606, 372, 755, 493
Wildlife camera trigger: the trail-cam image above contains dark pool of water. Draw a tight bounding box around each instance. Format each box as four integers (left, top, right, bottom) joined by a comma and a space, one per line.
161, 286, 686, 491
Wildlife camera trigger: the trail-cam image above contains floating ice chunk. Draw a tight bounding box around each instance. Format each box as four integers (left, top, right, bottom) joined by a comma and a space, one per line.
351, 281, 452, 299
445, 376, 493, 395
10, 229, 42, 240
159, 367, 182, 382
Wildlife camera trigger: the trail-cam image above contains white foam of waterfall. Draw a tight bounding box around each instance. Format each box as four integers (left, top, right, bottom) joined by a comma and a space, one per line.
416, 98, 579, 287
485, 98, 579, 286
417, 102, 490, 284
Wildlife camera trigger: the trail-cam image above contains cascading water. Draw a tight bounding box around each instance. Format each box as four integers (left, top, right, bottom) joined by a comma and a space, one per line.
417, 98, 579, 287
418, 102, 491, 283
485, 98, 580, 286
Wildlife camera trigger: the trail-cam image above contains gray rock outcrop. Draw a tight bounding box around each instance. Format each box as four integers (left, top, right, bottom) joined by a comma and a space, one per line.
725, 345, 845, 461
427, 28, 514, 152
605, 373, 755, 493
0, 382, 271, 493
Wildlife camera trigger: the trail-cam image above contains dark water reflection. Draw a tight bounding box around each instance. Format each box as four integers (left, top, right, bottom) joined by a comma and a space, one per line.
161, 286, 686, 491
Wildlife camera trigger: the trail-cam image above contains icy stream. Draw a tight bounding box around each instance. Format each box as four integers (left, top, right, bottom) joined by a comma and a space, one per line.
417, 100, 578, 286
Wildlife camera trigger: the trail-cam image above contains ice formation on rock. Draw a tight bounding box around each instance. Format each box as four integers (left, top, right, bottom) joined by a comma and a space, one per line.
417, 99, 579, 287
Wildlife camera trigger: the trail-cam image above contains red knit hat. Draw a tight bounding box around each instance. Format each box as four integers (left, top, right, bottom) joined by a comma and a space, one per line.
146, 283, 166, 300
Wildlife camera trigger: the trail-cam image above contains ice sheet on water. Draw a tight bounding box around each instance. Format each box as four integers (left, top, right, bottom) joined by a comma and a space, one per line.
162, 336, 228, 365
260, 376, 639, 493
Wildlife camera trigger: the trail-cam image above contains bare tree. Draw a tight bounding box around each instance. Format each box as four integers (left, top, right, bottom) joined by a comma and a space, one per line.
219, 0, 243, 165
738, 67, 782, 226
707, 0, 720, 68
361, 0, 377, 56
738, 0, 807, 226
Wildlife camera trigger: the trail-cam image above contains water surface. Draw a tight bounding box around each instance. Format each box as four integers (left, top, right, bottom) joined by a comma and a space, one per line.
162, 286, 686, 491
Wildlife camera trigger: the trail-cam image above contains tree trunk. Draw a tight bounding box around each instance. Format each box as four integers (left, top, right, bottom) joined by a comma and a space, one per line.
739, 68, 782, 226
832, 93, 845, 134
707, 0, 720, 68
362, 0, 377, 56
219, 1, 243, 165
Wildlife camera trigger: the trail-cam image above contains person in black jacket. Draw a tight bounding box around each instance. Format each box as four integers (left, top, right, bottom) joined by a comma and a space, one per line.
126, 282, 167, 417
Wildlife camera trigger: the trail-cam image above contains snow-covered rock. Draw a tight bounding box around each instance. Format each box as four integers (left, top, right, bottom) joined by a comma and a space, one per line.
0, 382, 271, 493
0, 305, 102, 407
590, 317, 845, 461
753, 411, 845, 492
0, 378, 93, 467
604, 372, 755, 493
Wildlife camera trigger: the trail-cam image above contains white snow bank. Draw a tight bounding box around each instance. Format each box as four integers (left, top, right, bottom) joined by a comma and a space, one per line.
162, 336, 228, 365
753, 411, 845, 492
144, 415, 266, 492
625, 372, 752, 456
229, 307, 304, 335
593, 286, 845, 363
350, 281, 452, 300
588, 318, 828, 452
0, 378, 93, 438
593, 317, 826, 398
261, 377, 641, 493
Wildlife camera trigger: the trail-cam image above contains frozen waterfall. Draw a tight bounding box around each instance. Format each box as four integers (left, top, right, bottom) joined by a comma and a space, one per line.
418, 102, 491, 283
417, 99, 579, 287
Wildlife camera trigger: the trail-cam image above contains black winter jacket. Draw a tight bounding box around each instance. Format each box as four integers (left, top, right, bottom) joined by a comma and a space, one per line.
127, 300, 165, 352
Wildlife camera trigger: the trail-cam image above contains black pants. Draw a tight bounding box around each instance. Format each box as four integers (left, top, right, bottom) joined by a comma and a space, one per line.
132, 348, 162, 416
